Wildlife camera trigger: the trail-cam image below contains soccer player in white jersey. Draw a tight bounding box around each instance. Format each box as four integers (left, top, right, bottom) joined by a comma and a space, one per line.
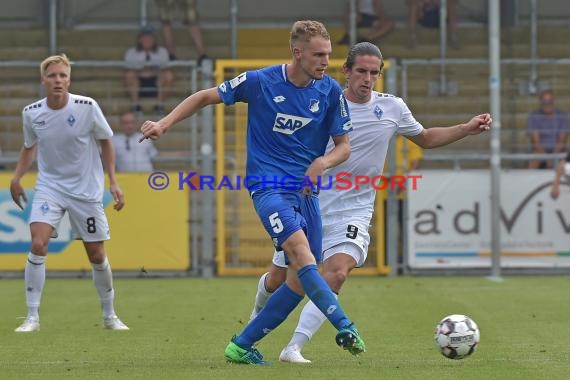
10, 54, 129, 332
249, 42, 493, 363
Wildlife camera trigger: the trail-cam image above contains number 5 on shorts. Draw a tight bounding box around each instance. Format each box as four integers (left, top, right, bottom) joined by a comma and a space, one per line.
269, 212, 284, 233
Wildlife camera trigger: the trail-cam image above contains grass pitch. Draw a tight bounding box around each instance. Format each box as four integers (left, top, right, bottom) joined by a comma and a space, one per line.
1, 276, 569, 379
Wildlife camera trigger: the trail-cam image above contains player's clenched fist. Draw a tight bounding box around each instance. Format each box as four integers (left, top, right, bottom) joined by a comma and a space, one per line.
139, 120, 166, 142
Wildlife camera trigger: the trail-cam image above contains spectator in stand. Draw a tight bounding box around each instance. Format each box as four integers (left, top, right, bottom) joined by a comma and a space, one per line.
337, 0, 395, 45
155, 0, 210, 65
527, 89, 570, 169
113, 111, 158, 172
124, 25, 174, 116
407, 0, 459, 49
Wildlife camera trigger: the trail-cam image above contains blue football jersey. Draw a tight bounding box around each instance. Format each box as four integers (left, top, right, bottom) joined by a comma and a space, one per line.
217, 64, 352, 190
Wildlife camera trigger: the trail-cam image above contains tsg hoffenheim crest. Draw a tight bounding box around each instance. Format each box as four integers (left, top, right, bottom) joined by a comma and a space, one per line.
309, 99, 320, 113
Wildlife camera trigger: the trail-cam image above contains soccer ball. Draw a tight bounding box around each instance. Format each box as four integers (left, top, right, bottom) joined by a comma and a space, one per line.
434, 314, 480, 359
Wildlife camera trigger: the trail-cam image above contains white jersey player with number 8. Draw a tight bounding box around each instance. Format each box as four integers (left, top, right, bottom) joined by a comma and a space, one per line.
10, 54, 129, 332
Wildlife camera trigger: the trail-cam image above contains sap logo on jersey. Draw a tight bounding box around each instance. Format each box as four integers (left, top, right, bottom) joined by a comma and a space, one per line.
273, 113, 312, 135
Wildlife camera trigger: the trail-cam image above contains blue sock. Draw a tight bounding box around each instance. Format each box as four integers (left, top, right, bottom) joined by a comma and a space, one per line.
235, 283, 302, 348
297, 264, 351, 330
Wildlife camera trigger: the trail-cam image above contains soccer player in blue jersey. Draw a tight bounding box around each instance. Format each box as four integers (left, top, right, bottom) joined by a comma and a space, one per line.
140, 20, 365, 364
250, 42, 492, 363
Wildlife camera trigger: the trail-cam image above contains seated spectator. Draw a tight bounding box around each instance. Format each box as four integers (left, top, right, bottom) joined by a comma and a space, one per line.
527, 89, 570, 169
338, 0, 395, 45
113, 111, 158, 172
155, 0, 210, 64
407, 0, 458, 49
124, 25, 174, 115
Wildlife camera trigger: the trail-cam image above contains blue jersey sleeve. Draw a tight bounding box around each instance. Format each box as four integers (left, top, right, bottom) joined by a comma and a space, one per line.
325, 82, 352, 137
217, 70, 261, 105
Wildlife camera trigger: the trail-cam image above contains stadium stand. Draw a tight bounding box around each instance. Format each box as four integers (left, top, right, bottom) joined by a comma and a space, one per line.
2, 2, 570, 171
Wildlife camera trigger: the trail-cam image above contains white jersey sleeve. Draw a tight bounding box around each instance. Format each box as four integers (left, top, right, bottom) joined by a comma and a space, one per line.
92, 100, 114, 140
22, 102, 41, 148
395, 97, 424, 137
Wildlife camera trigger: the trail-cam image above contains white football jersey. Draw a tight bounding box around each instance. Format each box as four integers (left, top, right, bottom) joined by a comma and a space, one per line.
22, 94, 114, 202
319, 91, 424, 222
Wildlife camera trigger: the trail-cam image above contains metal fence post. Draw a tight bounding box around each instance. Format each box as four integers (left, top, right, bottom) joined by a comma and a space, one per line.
200, 59, 215, 278
385, 63, 399, 276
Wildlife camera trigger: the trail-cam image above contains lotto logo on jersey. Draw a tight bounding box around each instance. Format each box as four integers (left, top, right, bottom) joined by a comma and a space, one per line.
273, 113, 312, 135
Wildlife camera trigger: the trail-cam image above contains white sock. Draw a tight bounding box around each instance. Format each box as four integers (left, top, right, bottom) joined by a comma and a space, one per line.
25, 252, 46, 320
251, 272, 272, 317
91, 256, 115, 319
287, 293, 338, 350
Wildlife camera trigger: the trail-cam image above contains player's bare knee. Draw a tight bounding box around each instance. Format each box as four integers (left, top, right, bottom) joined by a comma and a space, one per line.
323, 269, 348, 292
265, 274, 280, 293
87, 253, 106, 265
84, 242, 106, 264
266, 267, 286, 292
285, 247, 316, 268
30, 238, 48, 256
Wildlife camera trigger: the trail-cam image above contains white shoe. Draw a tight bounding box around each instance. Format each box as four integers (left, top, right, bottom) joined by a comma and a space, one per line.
15, 317, 40, 332
103, 315, 129, 330
279, 345, 311, 363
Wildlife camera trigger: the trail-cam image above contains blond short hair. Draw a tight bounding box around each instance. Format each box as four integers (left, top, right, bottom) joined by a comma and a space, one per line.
40, 54, 71, 77
289, 20, 330, 50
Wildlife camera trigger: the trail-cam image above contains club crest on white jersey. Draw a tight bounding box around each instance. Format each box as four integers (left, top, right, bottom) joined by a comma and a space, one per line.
374, 105, 383, 120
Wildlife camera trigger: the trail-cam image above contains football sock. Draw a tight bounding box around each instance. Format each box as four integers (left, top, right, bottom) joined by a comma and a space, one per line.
91, 256, 116, 318
235, 283, 302, 348
287, 295, 335, 350
297, 264, 350, 330
25, 252, 46, 320
252, 272, 272, 314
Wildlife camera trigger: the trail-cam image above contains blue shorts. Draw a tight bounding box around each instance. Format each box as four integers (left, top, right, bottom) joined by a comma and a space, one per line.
252, 189, 322, 264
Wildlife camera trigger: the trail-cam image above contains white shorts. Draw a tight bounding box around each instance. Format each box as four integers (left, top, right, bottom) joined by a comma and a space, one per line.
321, 217, 370, 267
272, 217, 370, 268
29, 190, 110, 242
272, 242, 367, 268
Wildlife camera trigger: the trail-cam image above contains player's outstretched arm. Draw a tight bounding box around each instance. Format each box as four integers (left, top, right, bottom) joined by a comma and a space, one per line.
140, 87, 222, 142
408, 113, 492, 149
100, 139, 125, 211
9, 145, 37, 210
551, 159, 566, 200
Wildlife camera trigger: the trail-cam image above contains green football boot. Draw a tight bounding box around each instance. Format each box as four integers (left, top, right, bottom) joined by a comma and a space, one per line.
335, 323, 366, 355
224, 336, 269, 365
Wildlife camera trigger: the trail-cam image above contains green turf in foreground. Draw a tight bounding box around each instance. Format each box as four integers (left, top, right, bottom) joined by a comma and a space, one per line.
1, 276, 569, 379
